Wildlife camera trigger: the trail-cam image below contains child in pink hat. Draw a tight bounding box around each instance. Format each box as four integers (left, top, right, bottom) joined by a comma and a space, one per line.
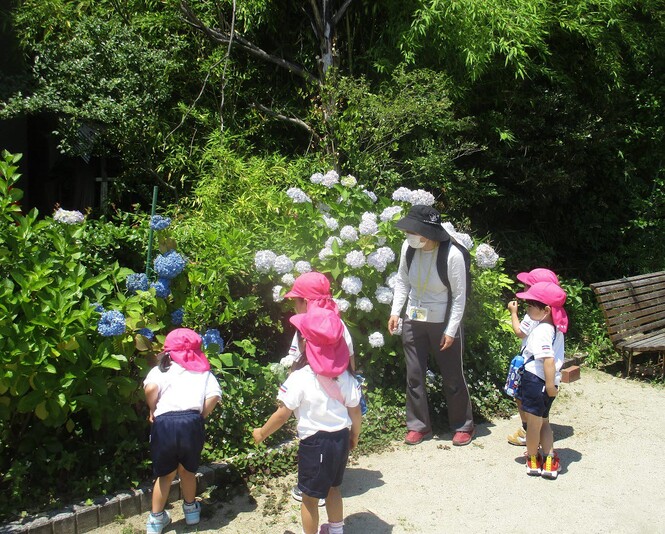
514, 282, 568, 480
143, 328, 222, 533
253, 307, 362, 534
506, 268, 560, 446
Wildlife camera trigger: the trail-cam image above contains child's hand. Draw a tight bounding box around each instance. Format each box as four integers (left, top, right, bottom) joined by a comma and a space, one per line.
507, 300, 518, 313
546, 385, 558, 398
252, 428, 264, 444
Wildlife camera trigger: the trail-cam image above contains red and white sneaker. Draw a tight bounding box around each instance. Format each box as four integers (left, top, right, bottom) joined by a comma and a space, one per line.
525, 452, 542, 476
541, 453, 561, 479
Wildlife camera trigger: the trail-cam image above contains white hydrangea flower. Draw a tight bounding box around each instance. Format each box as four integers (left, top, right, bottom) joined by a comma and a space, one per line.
279, 354, 296, 368
380, 206, 403, 222
475, 243, 500, 269
286, 187, 312, 203
409, 189, 435, 206
361, 211, 377, 221
443, 221, 456, 235
375, 286, 394, 304
376, 236, 387, 246
367, 250, 388, 272
310, 172, 324, 184
321, 170, 339, 188
341, 175, 357, 187
376, 246, 396, 263
254, 250, 277, 273
368, 331, 385, 348
386, 271, 399, 289
355, 297, 374, 312
323, 214, 339, 230
54, 208, 85, 224
319, 247, 334, 261
362, 189, 378, 203
341, 276, 363, 295
325, 236, 343, 249
281, 273, 296, 286
359, 218, 379, 235
317, 202, 331, 213
454, 232, 474, 251
392, 187, 413, 202
333, 297, 351, 312
345, 250, 366, 269
295, 260, 312, 274
272, 285, 285, 302
273, 255, 294, 274
340, 225, 359, 242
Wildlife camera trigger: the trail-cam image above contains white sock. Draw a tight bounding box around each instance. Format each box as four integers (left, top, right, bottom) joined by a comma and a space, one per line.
329, 520, 344, 534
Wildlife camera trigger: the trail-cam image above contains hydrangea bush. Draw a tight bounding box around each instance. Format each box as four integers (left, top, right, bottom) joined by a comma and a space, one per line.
253, 170, 517, 411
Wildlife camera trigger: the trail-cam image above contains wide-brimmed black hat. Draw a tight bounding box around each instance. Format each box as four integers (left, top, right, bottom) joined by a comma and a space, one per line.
395, 204, 450, 242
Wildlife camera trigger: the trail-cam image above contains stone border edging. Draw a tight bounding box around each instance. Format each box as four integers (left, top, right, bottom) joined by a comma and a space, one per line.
0, 461, 229, 534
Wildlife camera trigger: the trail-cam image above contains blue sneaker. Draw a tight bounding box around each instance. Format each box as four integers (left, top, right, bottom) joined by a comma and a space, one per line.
183, 501, 201, 525
146, 511, 171, 534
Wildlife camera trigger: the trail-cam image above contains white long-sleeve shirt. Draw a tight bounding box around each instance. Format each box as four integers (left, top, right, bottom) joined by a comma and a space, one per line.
390, 239, 467, 337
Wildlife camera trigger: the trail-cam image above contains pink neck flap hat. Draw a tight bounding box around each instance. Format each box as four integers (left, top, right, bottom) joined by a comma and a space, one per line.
289, 307, 350, 378
284, 271, 339, 315
163, 328, 211, 372
516, 267, 560, 286
516, 281, 569, 333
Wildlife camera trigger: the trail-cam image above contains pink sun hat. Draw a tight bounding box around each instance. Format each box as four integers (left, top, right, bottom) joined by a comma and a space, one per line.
289, 307, 350, 377
283, 271, 339, 314
163, 328, 211, 372
516, 282, 569, 333
516, 267, 560, 286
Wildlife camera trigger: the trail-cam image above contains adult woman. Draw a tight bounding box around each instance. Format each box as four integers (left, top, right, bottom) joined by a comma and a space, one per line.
388, 205, 475, 446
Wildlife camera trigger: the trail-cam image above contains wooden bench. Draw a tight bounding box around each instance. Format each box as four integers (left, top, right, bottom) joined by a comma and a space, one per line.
590, 271, 665, 375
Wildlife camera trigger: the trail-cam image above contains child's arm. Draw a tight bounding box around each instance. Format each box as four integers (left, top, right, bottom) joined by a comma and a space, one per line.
507, 300, 527, 338
144, 383, 159, 423
543, 357, 557, 397
253, 403, 293, 444
202, 395, 220, 418
348, 404, 362, 450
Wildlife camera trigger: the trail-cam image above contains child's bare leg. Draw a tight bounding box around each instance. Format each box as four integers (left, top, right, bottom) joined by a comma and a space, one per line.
516, 399, 526, 425
325, 486, 343, 523
177, 464, 197, 503
539, 417, 554, 455
301, 494, 320, 534
525, 412, 543, 456
151, 469, 177, 513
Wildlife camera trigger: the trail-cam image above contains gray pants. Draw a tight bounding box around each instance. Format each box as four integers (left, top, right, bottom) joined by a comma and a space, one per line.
402, 319, 474, 433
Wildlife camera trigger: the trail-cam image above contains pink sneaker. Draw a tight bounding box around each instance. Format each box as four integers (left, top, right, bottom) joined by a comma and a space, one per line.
452, 426, 475, 446
404, 429, 432, 445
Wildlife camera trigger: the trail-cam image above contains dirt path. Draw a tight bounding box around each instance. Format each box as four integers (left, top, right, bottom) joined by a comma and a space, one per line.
96, 368, 665, 534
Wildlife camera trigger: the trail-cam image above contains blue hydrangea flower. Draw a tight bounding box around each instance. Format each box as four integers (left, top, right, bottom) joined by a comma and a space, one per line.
126, 273, 149, 294
91, 302, 105, 313
201, 328, 224, 353
151, 278, 171, 298
138, 328, 155, 340
154, 250, 186, 279
171, 308, 184, 326
150, 215, 172, 231
97, 310, 126, 337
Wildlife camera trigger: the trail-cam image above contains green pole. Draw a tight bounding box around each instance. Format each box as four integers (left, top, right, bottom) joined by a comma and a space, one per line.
145, 186, 159, 277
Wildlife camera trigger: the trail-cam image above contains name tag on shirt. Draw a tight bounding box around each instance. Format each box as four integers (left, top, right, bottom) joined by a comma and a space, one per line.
407, 305, 429, 321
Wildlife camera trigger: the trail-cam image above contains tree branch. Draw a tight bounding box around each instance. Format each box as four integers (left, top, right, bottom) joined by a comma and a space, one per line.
333, 0, 354, 26
180, 1, 320, 86
250, 102, 321, 143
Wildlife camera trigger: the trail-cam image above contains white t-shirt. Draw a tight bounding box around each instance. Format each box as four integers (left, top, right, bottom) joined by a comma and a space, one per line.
144, 361, 222, 418
390, 239, 467, 337
287, 321, 354, 364
523, 323, 565, 385
277, 365, 361, 439
519, 313, 539, 348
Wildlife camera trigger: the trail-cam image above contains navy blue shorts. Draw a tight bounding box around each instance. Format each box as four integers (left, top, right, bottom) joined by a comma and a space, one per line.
150, 410, 204, 477
298, 428, 350, 500
517, 372, 557, 418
